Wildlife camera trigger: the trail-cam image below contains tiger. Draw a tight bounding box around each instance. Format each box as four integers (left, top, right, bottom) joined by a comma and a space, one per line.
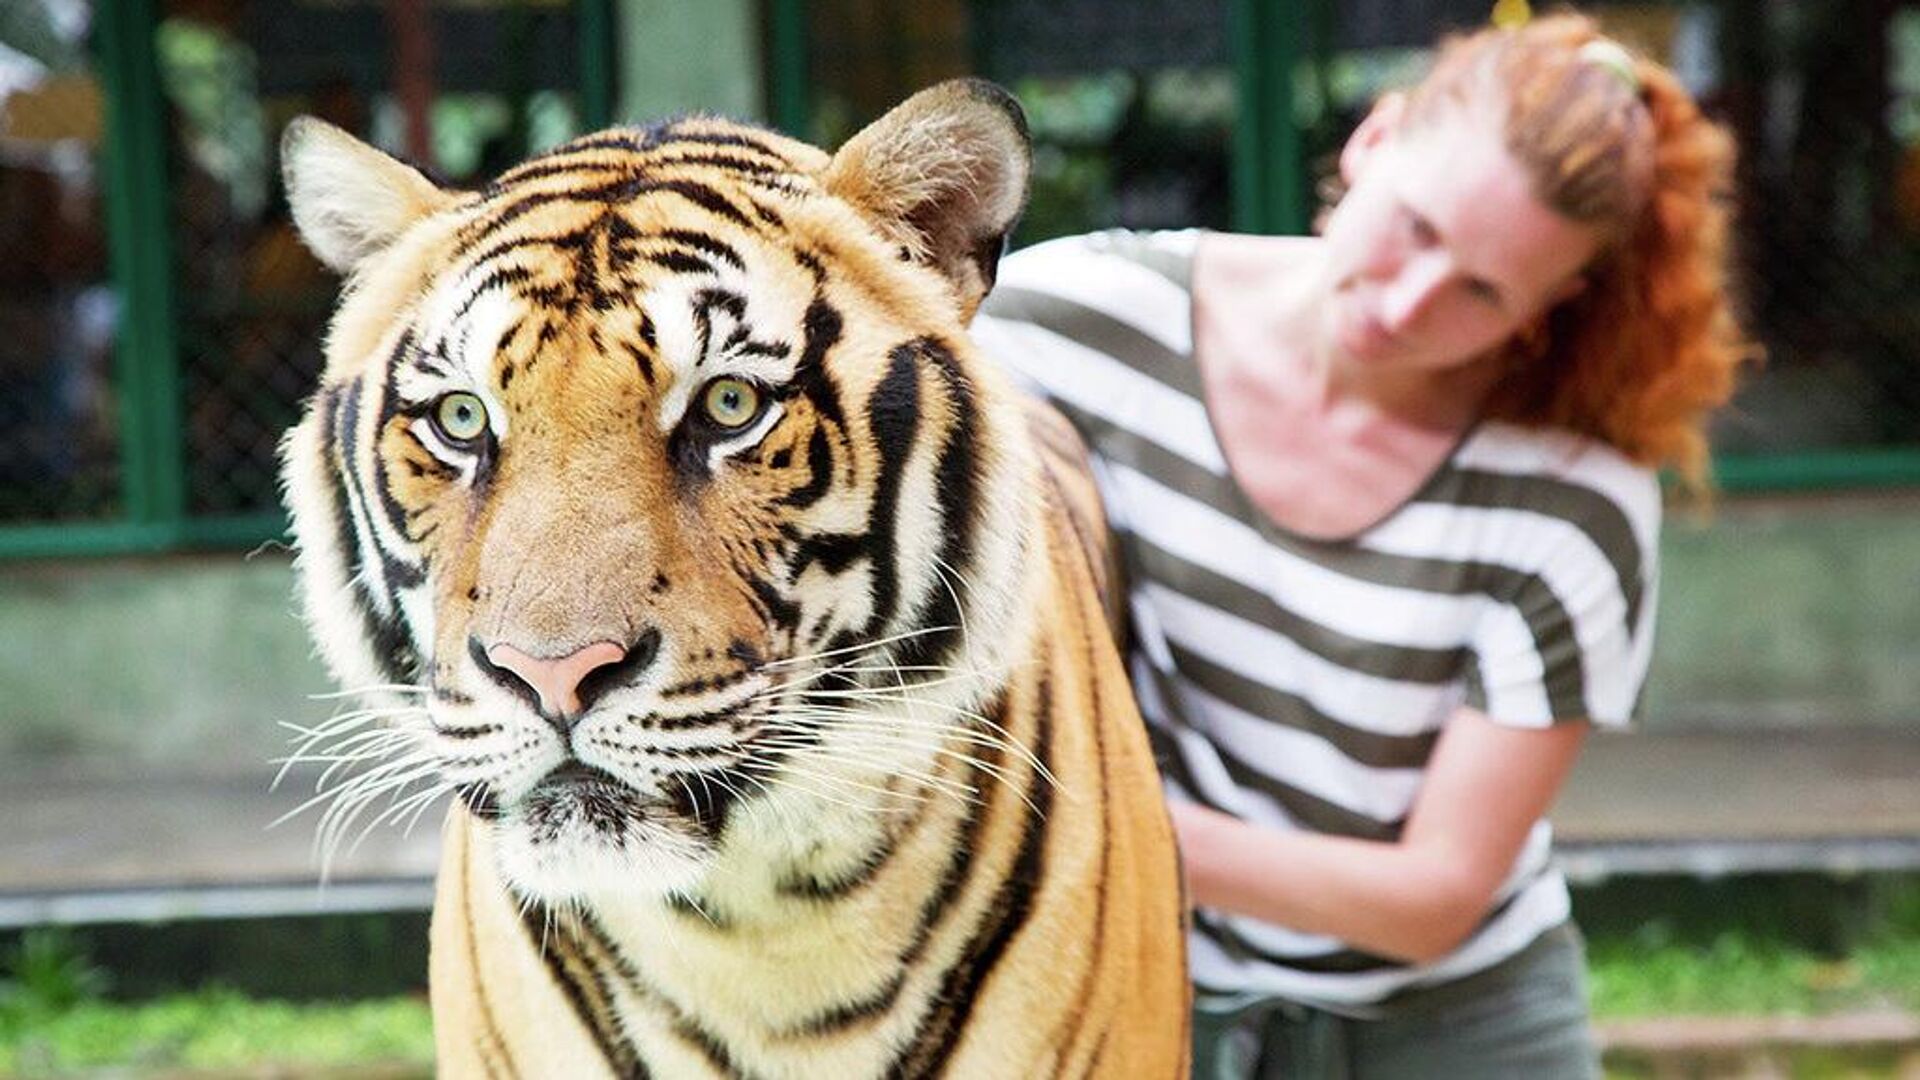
277, 78, 1189, 1078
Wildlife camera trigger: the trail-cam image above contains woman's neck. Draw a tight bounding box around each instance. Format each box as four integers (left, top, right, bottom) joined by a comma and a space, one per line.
1192, 232, 1495, 540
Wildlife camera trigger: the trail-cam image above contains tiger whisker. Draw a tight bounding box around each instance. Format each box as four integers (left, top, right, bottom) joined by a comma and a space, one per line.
272, 712, 430, 792
798, 688, 1060, 791
759, 670, 993, 701
746, 734, 981, 803
758, 712, 1011, 761
348, 779, 455, 855
307, 683, 433, 700
275, 705, 424, 746
310, 728, 430, 793
758, 623, 959, 671
273, 750, 436, 842
759, 697, 1059, 810
753, 726, 1022, 813
308, 754, 438, 835
738, 760, 923, 816
401, 782, 454, 835
759, 712, 1032, 768
749, 663, 995, 706
281, 721, 424, 757
283, 705, 432, 732
927, 552, 978, 656
761, 687, 1052, 783
761, 704, 1021, 747
312, 759, 444, 877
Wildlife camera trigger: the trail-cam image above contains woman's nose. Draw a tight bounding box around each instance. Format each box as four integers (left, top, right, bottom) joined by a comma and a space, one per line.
1379, 255, 1449, 332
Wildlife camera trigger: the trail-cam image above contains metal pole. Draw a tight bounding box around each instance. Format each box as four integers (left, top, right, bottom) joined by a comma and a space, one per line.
94, 0, 186, 528
1228, 0, 1307, 235
765, 0, 811, 137
578, 0, 617, 129
385, 0, 437, 166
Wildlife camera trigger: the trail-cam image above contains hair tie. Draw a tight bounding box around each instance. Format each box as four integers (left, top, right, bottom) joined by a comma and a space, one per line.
1578, 38, 1642, 95
1491, 0, 1532, 29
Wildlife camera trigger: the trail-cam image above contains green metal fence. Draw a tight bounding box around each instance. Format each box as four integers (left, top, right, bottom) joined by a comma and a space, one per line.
0, 0, 615, 560
5, 0, 1919, 562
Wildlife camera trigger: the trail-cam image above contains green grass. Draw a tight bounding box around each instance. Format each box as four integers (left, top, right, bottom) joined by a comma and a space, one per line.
1588, 926, 1920, 1018
0, 990, 433, 1076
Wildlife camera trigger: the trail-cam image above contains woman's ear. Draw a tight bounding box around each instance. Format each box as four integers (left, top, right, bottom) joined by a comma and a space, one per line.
1339, 92, 1407, 184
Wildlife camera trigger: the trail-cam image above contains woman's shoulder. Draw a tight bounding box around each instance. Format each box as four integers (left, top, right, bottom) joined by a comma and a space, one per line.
995, 228, 1204, 293
978, 229, 1203, 365
1447, 420, 1664, 546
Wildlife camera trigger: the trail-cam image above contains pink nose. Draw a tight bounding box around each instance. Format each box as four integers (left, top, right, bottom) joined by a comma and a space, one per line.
485, 640, 628, 718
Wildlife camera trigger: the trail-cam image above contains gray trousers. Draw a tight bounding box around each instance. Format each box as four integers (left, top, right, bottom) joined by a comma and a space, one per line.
1192, 923, 1600, 1080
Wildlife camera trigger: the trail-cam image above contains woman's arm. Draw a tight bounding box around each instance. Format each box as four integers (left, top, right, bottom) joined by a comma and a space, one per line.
1170, 706, 1588, 964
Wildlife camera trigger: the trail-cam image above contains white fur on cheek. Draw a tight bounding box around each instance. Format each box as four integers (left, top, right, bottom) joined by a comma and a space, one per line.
281, 405, 396, 692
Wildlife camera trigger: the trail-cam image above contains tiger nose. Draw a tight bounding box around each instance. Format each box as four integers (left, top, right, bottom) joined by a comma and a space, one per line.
474, 635, 656, 722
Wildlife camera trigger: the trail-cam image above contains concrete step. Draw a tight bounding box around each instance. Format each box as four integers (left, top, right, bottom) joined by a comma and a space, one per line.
1597, 1010, 1920, 1078
1554, 728, 1920, 881
0, 766, 441, 926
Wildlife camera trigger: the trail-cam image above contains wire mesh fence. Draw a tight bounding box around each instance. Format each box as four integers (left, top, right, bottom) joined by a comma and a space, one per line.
0, 1, 601, 532
0, 13, 122, 523
161, 1, 592, 519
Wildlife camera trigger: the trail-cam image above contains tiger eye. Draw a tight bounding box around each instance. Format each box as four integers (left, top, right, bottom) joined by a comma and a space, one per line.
702, 378, 760, 429
433, 392, 489, 445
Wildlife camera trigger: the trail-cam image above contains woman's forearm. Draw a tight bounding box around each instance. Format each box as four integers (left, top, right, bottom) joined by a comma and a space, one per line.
1171, 710, 1589, 964
1172, 803, 1489, 964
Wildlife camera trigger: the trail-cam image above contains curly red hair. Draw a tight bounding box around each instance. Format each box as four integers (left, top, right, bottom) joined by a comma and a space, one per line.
1405, 14, 1750, 493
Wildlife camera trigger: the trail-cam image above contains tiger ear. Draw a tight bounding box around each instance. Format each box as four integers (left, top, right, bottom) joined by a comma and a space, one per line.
823, 78, 1031, 319
281, 117, 452, 274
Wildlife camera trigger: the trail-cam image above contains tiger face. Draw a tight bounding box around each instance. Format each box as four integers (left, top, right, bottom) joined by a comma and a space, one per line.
281, 82, 1036, 906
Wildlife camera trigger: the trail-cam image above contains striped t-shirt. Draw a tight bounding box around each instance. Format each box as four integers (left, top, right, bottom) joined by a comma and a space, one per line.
971, 229, 1661, 1010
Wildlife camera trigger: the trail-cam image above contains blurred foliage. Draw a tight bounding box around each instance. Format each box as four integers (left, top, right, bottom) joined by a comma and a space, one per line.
1009, 67, 1232, 246
0, 922, 433, 1076
1582, 874, 1920, 1018
0, 929, 109, 1031
41, 913, 430, 1001
1576, 873, 1920, 957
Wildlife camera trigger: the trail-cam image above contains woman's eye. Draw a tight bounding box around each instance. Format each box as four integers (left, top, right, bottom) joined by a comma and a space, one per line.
702, 378, 762, 429
1405, 209, 1438, 246
432, 392, 490, 446
1464, 277, 1504, 307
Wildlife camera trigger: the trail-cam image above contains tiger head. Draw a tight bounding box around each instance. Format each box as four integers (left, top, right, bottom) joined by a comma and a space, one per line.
279, 81, 1036, 907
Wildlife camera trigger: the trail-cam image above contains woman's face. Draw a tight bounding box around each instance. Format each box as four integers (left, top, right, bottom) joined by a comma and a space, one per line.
1320, 102, 1601, 374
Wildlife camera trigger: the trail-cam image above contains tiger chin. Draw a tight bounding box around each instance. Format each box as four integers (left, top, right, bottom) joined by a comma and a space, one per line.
278, 79, 1189, 1078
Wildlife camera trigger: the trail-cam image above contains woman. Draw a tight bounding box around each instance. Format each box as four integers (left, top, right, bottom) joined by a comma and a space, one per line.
972, 14, 1744, 1078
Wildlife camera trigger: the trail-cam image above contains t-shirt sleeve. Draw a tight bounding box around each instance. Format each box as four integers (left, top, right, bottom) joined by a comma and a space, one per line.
973, 233, 1094, 401
1463, 463, 1662, 730
970, 228, 1200, 409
